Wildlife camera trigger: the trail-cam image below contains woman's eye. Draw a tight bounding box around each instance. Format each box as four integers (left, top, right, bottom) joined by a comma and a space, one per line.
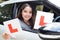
29, 11, 32, 14
24, 10, 27, 13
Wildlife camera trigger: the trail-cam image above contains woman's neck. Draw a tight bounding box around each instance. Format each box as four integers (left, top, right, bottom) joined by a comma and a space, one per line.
24, 20, 30, 25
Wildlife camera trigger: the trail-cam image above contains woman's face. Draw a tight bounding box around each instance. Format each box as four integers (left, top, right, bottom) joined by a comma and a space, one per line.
22, 6, 32, 21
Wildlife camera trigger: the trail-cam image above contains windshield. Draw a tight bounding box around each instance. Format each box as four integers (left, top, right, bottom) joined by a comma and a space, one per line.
48, 0, 60, 8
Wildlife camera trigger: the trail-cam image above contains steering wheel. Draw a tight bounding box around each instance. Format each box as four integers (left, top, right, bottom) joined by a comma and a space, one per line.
53, 16, 60, 22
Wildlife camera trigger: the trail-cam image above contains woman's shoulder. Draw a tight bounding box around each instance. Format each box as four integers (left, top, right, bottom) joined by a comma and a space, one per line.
18, 19, 23, 23
18, 19, 27, 26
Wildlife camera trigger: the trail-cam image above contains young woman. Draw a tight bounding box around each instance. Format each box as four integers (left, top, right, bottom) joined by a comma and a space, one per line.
2, 3, 37, 40
17, 3, 37, 32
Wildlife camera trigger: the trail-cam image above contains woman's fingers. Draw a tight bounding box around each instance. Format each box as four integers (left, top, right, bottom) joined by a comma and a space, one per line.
2, 33, 10, 40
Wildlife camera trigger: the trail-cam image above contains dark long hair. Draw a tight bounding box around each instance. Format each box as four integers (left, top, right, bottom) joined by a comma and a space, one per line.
17, 3, 36, 29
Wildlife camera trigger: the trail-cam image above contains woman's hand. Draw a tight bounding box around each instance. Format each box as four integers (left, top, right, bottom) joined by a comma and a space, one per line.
2, 32, 10, 40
